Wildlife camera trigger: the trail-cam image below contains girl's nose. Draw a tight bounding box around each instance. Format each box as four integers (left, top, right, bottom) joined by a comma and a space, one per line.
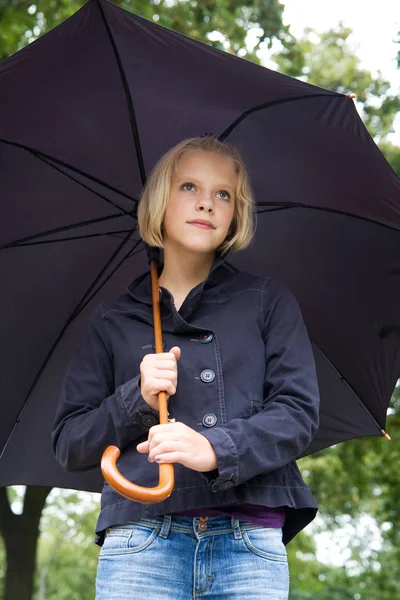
196, 193, 214, 212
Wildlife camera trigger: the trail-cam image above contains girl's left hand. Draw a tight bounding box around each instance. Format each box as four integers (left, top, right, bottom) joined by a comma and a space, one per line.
136, 422, 218, 472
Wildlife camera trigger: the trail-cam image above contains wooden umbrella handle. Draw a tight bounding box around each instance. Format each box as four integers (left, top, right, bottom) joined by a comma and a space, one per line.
101, 259, 174, 503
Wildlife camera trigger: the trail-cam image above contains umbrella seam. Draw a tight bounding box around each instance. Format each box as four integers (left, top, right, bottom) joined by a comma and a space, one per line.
1, 213, 129, 250
95, 0, 147, 188
312, 342, 387, 433
256, 202, 400, 233
220, 93, 351, 141
0, 137, 138, 206
4, 230, 136, 248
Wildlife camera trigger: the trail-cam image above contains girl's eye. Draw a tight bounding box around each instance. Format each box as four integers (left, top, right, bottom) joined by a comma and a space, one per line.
181, 182, 195, 191
181, 183, 231, 200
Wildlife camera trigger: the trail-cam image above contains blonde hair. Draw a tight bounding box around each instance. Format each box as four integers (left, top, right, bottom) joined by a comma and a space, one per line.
137, 135, 256, 255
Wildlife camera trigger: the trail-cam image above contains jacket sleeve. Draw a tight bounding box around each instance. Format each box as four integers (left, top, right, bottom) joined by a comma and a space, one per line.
51, 304, 159, 472
200, 278, 320, 493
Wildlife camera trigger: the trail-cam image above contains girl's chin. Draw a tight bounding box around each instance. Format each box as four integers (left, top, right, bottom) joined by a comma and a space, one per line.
166, 236, 222, 255
181, 243, 217, 255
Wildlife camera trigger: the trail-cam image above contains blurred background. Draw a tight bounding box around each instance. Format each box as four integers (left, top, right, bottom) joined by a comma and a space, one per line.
0, 1, 399, 598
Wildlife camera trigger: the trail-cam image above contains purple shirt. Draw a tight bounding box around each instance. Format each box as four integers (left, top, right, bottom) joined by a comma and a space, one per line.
170, 504, 286, 528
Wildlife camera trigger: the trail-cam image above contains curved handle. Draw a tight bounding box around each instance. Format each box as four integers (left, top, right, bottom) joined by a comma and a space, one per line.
100, 259, 175, 503
101, 443, 174, 503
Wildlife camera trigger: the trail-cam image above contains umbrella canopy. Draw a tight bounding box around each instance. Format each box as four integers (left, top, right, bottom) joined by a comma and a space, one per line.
1, 0, 400, 494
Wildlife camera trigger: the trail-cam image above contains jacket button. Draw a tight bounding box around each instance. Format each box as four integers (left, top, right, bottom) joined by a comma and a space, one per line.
141, 413, 158, 427
200, 369, 215, 383
202, 413, 217, 427
199, 332, 214, 344
220, 481, 234, 490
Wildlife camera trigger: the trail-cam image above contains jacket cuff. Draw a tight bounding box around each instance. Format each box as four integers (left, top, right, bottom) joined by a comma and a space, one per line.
200, 427, 239, 492
117, 375, 159, 432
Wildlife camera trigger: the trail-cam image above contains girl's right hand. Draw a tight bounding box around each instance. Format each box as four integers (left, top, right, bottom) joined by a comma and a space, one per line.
139, 346, 181, 411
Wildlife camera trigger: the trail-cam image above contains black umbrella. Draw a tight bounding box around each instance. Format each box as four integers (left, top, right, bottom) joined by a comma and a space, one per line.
1, 0, 399, 494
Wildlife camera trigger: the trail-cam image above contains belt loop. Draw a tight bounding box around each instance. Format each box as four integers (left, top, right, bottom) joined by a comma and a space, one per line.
232, 517, 242, 540
159, 515, 171, 539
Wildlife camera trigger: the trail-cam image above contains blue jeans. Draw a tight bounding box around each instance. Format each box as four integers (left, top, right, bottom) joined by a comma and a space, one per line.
95, 515, 289, 599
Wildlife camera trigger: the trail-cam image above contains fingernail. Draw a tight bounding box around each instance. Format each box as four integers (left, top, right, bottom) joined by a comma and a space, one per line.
155, 456, 162, 462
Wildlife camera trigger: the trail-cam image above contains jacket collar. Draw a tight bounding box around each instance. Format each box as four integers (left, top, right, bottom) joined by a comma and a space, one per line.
127, 248, 232, 306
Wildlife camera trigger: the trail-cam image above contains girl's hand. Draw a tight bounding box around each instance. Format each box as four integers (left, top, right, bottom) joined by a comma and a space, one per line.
136, 422, 218, 472
139, 346, 181, 411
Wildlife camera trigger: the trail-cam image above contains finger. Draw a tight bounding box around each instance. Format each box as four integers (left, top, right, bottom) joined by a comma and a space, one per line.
147, 424, 181, 447
148, 430, 182, 449
158, 381, 176, 396
147, 378, 176, 396
147, 423, 176, 441
156, 351, 179, 362
149, 423, 176, 433
169, 346, 181, 361
142, 352, 177, 364
148, 422, 185, 439
148, 440, 184, 462
154, 361, 178, 371
136, 441, 149, 453
153, 451, 186, 465
151, 368, 177, 380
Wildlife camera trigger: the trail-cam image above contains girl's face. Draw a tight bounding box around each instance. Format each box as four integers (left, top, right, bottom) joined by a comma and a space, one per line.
163, 150, 237, 257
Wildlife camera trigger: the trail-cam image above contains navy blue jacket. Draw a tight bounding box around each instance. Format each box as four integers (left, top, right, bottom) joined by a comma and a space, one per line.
52, 253, 320, 545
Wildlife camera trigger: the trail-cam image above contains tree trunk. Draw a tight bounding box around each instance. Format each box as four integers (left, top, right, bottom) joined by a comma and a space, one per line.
0, 486, 52, 600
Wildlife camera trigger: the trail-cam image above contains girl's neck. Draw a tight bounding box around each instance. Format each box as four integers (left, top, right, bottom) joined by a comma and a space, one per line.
158, 245, 216, 294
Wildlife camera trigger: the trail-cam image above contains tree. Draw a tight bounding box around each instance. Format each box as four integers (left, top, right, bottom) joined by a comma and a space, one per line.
0, 487, 51, 600
0, 0, 291, 63
271, 23, 400, 176
35, 489, 100, 600
273, 23, 400, 141
379, 142, 400, 179
291, 385, 400, 598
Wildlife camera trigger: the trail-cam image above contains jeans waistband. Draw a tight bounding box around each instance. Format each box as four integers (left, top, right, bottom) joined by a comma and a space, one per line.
122, 514, 269, 540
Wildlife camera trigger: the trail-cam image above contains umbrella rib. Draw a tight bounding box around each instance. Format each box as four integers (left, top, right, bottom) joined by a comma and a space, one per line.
35, 153, 138, 217
127, 245, 147, 260
0, 137, 138, 205
219, 93, 345, 141
7, 230, 135, 247
95, 0, 147, 188
256, 206, 295, 214
313, 342, 387, 433
70, 238, 144, 320
256, 202, 400, 232
69, 232, 141, 321
0, 230, 141, 463
1, 213, 129, 250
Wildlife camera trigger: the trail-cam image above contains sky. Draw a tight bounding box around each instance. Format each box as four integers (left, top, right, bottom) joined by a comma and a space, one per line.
259, 0, 400, 145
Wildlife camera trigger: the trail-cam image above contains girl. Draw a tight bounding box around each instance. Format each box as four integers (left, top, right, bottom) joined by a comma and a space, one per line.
52, 135, 320, 599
